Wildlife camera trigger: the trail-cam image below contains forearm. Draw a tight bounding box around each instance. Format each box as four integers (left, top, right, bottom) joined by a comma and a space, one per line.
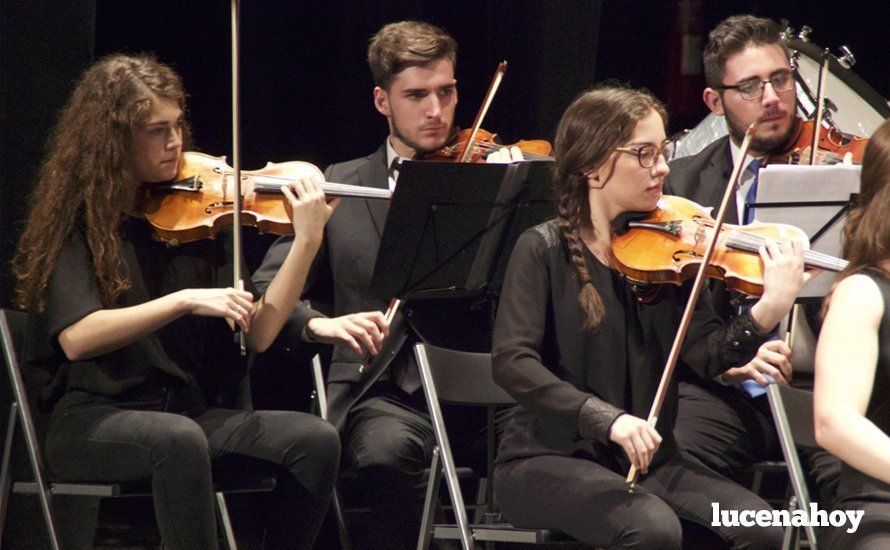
817, 410, 890, 485
58, 292, 187, 360
748, 295, 788, 334
247, 234, 319, 352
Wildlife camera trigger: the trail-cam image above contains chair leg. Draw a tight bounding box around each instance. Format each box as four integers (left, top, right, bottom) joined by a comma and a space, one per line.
215, 492, 238, 550
331, 487, 352, 550
415, 344, 474, 550
0, 402, 19, 544
417, 447, 443, 550
6, 362, 62, 550
766, 385, 818, 548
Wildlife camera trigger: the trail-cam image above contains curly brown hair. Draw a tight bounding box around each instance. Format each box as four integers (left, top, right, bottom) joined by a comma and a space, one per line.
552, 85, 667, 331
12, 53, 192, 311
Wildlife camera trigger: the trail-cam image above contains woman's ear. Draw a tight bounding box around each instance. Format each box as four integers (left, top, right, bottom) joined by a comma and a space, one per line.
585, 168, 605, 189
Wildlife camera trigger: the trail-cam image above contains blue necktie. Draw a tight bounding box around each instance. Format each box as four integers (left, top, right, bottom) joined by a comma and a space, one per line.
744, 158, 762, 224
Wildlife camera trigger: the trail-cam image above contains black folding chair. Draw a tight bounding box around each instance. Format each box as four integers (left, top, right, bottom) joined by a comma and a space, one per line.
413, 342, 577, 549
0, 309, 276, 549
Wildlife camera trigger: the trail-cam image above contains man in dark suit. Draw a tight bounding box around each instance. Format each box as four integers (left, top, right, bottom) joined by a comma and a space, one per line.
253, 21, 461, 549
665, 14, 840, 501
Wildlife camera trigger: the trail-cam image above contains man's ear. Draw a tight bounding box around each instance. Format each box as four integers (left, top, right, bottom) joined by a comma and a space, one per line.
373, 86, 390, 117
703, 88, 725, 116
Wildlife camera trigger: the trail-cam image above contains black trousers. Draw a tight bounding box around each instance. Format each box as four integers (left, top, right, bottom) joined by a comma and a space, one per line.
821, 500, 890, 549
494, 451, 784, 549
674, 380, 780, 475
342, 382, 486, 550
45, 390, 340, 550
674, 379, 842, 504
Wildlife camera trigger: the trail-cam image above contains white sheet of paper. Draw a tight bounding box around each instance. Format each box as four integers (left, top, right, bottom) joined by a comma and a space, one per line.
753, 164, 860, 298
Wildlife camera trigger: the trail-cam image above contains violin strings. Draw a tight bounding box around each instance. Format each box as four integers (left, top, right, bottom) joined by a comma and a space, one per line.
725, 230, 848, 269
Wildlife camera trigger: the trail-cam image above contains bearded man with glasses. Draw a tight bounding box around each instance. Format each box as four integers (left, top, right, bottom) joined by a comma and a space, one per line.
664, 14, 842, 506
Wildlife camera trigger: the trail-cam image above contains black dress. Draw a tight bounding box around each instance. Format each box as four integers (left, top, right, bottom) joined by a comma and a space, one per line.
822, 269, 890, 549
491, 220, 783, 549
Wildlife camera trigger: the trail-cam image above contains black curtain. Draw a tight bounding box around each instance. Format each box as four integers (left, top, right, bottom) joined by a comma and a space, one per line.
0, 0, 96, 308
3, 0, 888, 307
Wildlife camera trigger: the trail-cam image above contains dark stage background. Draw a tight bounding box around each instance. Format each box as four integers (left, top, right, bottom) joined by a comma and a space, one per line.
2, 1, 889, 308
1, 1, 888, 546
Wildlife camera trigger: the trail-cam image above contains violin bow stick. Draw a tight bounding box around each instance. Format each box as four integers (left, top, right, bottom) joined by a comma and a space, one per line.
458, 61, 508, 162
625, 121, 761, 491
358, 298, 403, 373
231, 0, 247, 355
809, 49, 830, 166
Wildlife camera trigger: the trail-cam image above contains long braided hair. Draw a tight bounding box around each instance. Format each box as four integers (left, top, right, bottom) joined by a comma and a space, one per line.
552, 85, 667, 331
12, 54, 191, 311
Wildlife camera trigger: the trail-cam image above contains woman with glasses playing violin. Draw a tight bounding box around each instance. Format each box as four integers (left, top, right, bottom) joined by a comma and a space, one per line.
12, 54, 340, 550
491, 85, 806, 548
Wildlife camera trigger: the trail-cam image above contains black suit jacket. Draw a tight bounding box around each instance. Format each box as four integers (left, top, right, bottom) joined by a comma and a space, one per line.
253, 143, 414, 429
665, 136, 738, 224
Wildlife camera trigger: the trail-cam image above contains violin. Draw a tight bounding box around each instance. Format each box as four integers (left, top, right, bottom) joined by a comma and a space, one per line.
420, 128, 553, 162
143, 151, 390, 245
419, 60, 552, 163
421, 128, 553, 162
611, 195, 848, 297
766, 117, 867, 166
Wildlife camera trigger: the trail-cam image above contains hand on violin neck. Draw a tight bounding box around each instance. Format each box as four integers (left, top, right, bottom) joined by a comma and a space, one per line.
750, 237, 806, 332
281, 177, 338, 248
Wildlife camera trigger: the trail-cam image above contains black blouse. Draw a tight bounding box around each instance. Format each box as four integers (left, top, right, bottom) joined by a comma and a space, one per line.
492, 220, 769, 467
35, 218, 247, 408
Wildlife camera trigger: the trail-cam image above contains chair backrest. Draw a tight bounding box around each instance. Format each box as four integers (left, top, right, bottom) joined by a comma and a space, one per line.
773, 384, 818, 449
420, 344, 514, 406
788, 308, 818, 374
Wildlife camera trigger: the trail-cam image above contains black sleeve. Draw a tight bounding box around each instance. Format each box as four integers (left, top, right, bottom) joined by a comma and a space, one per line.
43, 232, 103, 342
492, 229, 615, 443
679, 283, 771, 380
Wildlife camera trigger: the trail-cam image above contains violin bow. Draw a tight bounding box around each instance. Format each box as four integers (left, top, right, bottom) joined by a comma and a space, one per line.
809, 49, 830, 166
231, 0, 247, 355
625, 121, 761, 491
458, 61, 508, 162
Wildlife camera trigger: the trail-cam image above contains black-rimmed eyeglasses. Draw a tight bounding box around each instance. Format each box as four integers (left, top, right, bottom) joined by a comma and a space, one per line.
614, 140, 675, 168
713, 70, 796, 101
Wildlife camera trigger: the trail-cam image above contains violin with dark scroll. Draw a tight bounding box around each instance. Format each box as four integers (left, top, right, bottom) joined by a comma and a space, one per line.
419, 61, 553, 163
766, 117, 867, 165
143, 152, 390, 245
421, 127, 553, 162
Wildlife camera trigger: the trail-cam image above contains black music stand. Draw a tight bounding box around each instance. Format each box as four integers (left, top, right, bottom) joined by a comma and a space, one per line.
747, 163, 860, 300
370, 159, 554, 301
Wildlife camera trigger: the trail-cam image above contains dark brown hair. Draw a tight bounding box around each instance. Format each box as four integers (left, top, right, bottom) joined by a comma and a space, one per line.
553, 85, 667, 331
367, 21, 457, 90
703, 15, 788, 87
13, 53, 191, 311
822, 117, 890, 314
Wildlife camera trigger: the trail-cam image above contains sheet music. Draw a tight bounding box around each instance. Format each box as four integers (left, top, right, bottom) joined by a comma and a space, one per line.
754, 164, 861, 299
